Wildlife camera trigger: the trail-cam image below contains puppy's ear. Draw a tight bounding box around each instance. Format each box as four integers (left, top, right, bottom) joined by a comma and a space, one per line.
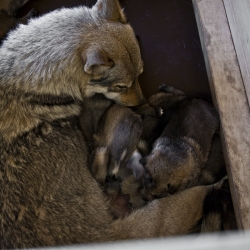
82, 47, 113, 76
94, 0, 127, 23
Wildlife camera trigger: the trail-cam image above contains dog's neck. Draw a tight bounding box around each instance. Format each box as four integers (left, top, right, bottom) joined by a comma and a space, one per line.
0, 90, 82, 142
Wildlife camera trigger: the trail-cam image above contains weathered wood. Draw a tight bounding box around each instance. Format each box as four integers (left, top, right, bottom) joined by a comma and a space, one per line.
224, 0, 250, 106
192, 0, 250, 230
38, 231, 250, 250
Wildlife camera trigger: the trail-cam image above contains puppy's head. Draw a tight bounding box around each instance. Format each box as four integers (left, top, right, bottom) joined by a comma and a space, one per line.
141, 140, 201, 199
82, 0, 145, 106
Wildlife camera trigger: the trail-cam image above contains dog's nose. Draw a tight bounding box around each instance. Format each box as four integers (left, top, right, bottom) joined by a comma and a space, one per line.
168, 184, 177, 195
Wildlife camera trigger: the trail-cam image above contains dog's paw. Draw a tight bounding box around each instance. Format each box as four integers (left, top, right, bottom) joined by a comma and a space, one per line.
159, 84, 185, 95
159, 84, 177, 92
155, 107, 164, 117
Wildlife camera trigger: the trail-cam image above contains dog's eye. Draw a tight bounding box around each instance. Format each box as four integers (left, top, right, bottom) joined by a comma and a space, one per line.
115, 85, 128, 92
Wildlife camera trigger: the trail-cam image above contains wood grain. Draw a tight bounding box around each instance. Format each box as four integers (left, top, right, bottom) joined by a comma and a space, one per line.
192, 0, 250, 230
224, 0, 250, 106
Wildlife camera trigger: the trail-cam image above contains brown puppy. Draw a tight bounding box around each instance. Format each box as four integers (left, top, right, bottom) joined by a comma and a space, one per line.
79, 93, 114, 148
91, 103, 142, 183
136, 84, 188, 156
142, 97, 220, 199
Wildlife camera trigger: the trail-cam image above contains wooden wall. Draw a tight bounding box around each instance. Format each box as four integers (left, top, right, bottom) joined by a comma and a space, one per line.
193, 0, 250, 230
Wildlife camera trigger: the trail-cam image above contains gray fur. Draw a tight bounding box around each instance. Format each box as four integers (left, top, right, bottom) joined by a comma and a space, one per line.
0, 1, 144, 141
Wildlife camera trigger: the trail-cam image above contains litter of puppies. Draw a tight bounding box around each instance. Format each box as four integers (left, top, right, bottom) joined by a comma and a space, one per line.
81, 84, 236, 230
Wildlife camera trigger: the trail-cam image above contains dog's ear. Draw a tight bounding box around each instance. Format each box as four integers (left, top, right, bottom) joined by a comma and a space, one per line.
82, 47, 113, 76
94, 0, 127, 23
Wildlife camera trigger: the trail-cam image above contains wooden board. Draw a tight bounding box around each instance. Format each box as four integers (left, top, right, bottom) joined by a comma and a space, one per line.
192, 0, 250, 230
40, 231, 250, 250
224, 0, 250, 106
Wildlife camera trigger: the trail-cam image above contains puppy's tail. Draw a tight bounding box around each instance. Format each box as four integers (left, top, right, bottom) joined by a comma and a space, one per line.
201, 178, 237, 232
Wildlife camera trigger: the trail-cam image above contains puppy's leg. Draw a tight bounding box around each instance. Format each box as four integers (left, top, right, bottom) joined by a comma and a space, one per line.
108, 184, 214, 239
201, 178, 237, 232
90, 147, 109, 184
197, 134, 227, 185
159, 84, 186, 95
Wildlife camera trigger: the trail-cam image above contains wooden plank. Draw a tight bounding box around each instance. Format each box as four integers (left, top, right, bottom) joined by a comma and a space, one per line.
192, 0, 250, 230
39, 231, 250, 250
224, 0, 250, 106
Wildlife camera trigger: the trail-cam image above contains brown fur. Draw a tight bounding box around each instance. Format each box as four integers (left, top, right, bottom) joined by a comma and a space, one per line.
79, 94, 114, 148
201, 178, 237, 232
142, 96, 220, 199
136, 84, 188, 156
90, 103, 142, 182
198, 134, 227, 185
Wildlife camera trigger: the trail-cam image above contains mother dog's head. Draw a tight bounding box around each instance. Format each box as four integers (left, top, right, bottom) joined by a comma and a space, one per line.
82, 0, 143, 106
0, 0, 145, 106
82, 0, 145, 106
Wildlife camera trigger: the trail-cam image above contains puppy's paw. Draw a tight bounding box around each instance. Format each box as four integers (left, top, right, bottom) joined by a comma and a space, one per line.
159, 84, 185, 95
155, 107, 164, 117
159, 84, 175, 92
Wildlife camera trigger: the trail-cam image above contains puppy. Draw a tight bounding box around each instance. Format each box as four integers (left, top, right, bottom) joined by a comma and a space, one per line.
142, 97, 220, 199
79, 94, 146, 216
136, 84, 188, 156
79, 93, 114, 148
91, 104, 142, 183
84, 101, 145, 218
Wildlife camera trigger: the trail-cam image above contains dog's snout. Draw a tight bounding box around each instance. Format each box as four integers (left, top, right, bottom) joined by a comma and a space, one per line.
167, 184, 177, 195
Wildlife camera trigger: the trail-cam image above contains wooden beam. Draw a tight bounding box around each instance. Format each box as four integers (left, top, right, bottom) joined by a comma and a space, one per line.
224, 0, 250, 106
192, 0, 250, 230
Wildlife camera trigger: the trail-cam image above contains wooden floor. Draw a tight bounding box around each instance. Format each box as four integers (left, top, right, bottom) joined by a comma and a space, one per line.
192, 0, 250, 230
